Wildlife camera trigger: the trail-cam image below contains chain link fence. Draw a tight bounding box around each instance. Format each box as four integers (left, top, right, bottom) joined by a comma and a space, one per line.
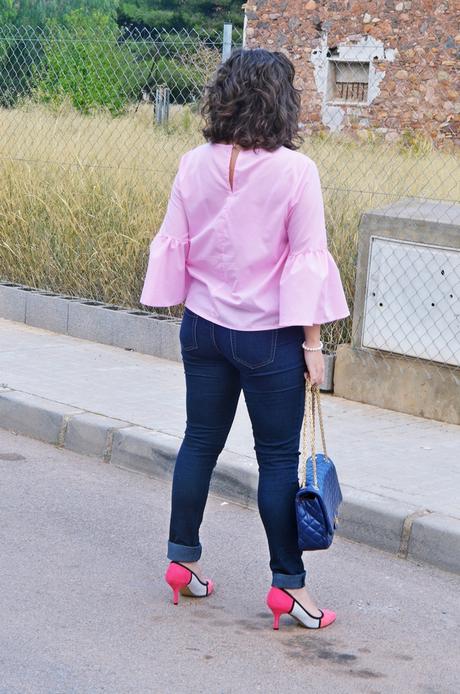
0, 23, 459, 382
298, 43, 460, 380
0, 23, 240, 167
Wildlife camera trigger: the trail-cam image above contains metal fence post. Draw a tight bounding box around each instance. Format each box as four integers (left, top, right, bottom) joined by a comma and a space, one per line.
155, 86, 170, 125
222, 23, 233, 62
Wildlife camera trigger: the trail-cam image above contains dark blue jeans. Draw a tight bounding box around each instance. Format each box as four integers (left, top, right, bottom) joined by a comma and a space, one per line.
167, 306, 307, 589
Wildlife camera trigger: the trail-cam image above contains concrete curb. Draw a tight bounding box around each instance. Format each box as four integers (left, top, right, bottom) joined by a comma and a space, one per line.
0, 281, 337, 391
1, 387, 458, 575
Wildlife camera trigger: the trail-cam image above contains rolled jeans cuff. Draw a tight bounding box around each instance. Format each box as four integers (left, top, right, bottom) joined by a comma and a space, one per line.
167, 540, 202, 562
272, 570, 306, 589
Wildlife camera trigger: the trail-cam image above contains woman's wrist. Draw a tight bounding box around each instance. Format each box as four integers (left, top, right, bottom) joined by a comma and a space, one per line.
302, 340, 323, 352
303, 324, 322, 349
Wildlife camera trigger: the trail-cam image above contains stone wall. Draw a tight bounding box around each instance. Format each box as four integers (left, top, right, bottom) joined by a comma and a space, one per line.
242, 1, 459, 146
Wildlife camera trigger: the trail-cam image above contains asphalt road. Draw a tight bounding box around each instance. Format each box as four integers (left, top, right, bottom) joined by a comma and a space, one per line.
0, 427, 458, 694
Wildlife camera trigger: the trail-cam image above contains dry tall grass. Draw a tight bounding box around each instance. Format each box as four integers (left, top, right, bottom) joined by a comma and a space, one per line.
0, 102, 458, 349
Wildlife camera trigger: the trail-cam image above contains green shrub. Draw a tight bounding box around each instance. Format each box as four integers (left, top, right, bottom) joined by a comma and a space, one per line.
0, 28, 44, 107
34, 11, 149, 115
33, 13, 213, 115
35, 11, 134, 115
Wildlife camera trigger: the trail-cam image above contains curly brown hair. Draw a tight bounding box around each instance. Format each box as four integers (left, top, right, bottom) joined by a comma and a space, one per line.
200, 47, 304, 152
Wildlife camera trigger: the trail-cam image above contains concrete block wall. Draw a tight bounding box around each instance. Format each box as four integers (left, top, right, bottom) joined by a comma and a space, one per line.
0, 282, 337, 390
0, 283, 182, 363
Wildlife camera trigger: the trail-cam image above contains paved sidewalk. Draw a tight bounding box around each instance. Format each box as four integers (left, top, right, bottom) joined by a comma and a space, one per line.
1, 317, 459, 572
2, 427, 459, 694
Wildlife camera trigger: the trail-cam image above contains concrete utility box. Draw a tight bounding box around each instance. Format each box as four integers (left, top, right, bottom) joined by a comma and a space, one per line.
334, 198, 460, 425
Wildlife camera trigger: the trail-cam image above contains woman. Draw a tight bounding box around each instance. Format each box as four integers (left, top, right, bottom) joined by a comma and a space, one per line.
140, 47, 349, 630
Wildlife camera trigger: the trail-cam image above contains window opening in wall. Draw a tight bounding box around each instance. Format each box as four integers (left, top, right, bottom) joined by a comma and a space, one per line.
327, 60, 370, 104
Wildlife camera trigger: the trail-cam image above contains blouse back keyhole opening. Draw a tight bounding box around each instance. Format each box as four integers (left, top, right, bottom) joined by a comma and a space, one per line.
229, 145, 241, 193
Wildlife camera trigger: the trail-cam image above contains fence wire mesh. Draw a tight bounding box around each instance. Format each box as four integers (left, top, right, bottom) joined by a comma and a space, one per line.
0, 23, 459, 381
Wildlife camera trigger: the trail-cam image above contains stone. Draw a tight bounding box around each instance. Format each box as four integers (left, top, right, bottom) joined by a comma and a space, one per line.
288, 16, 300, 30
276, 31, 288, 46
378, 19, 392, 32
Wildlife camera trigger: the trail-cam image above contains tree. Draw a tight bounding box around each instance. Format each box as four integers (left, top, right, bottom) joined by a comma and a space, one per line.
117, 1, 244, 34
0, 0, 16, 25
0, 2, 121, 108
34, 10, 146, 115
1, 1, 119, 27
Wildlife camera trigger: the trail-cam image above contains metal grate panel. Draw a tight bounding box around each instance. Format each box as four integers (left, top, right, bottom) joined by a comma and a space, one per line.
362, 236, 460, 366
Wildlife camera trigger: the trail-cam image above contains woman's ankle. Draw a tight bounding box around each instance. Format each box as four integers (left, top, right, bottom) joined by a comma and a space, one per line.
285, 586, 307, 599
174, 560, 204, 578
285, 586, 322, 617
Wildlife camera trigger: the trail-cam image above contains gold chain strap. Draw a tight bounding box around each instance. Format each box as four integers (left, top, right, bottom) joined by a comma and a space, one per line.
299, 379, 328, 489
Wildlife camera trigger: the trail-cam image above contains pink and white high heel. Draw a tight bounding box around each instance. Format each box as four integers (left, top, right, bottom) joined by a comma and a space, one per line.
266, 587, 336, 630
165, 561, 214, 605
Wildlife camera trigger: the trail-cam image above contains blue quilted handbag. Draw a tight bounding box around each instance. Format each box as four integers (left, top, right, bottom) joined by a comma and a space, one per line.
295, 379, 343, 551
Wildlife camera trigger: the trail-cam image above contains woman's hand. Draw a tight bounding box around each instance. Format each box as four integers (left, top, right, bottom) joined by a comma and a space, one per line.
303, 350, 325, 387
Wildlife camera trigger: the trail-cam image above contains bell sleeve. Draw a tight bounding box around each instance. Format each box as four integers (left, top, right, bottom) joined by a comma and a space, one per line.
139, 162, 190, 307
279, 159, 350, 327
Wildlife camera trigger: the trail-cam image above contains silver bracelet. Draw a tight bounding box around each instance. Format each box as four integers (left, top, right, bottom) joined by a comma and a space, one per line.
302, 340, 323, 352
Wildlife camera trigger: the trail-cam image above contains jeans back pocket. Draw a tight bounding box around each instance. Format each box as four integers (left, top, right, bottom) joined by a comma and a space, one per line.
230, 328, 278, 369
180, 309, 198, 351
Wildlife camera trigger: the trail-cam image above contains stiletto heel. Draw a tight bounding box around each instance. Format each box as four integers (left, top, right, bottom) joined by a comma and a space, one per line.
266, 587, 336, 630
172, 587, 180, 605
165, 561, 214, 604
272, 610, 282, 630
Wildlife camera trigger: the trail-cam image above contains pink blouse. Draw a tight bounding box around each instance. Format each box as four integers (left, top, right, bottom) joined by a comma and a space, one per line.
140, 142, 350, 330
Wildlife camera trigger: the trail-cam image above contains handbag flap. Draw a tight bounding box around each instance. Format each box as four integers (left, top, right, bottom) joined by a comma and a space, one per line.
296, 486, 334, 535
299, 453, 343, 531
